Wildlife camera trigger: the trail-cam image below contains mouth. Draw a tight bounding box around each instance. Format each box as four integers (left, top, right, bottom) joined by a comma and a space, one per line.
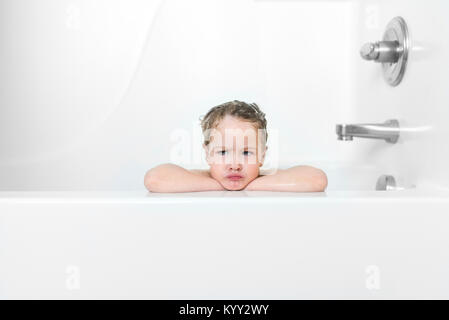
226, 175, 244, 181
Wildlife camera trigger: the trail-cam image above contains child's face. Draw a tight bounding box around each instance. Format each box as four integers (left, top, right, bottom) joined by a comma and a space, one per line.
203, 115, 267, 191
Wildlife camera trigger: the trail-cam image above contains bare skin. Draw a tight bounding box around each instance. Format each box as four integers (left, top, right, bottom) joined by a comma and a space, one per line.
144, 164, 226, 193
244, 165, 328, 192
144, 163, 328, 193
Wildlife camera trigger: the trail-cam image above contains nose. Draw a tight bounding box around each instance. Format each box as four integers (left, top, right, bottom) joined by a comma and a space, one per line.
228, 162, 242, 172
226, 152, 243, 171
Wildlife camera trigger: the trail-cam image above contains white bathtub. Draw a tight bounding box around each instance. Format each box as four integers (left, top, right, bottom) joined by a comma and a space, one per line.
1, 163, 449, 299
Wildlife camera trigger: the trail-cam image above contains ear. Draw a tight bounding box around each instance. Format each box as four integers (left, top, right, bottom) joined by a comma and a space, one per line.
203, 143, 211, 164
259, 145, 268, 167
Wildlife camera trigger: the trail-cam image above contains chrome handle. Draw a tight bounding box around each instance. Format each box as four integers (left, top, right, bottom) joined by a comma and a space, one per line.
359, 17, 410, 86
360, 41, 403, 63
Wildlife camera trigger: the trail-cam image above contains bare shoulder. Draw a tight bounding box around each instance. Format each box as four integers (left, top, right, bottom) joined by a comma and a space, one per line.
189, 169, 211, 178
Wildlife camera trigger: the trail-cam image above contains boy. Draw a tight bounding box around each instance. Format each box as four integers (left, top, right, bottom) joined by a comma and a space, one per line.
144, 100, 327, 192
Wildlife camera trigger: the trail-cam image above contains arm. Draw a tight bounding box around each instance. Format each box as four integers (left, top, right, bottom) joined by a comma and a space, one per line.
144, 163, 225, 193
244, 165, 328, 192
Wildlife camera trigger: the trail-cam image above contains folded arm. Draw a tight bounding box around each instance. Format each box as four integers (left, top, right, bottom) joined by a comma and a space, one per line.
144, 163, 225, 193
244, 165, 328, 192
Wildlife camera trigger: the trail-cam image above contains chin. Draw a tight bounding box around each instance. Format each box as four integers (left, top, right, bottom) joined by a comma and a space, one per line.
224, 186, 245, 191
222, 180, 247, 191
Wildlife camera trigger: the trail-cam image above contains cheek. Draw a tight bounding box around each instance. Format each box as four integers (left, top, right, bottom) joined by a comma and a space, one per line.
209, 164, 225, 180
245, 164, 260, 179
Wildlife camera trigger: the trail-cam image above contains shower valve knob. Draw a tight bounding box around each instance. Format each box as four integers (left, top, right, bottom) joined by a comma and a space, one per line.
360, 41, 402, 63
360, 17, 410, 87
360, 43, 379, 61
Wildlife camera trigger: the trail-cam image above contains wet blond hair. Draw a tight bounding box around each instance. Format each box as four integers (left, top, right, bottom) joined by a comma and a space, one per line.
199, 100, 268, 147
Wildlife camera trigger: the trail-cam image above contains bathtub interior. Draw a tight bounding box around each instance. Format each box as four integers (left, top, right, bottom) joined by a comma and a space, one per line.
0, 0, 448, 193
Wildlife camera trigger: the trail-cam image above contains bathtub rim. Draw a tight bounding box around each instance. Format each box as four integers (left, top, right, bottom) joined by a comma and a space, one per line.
0, 186, 448, 205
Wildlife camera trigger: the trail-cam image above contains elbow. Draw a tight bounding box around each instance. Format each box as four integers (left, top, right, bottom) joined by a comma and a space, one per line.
313, 169, 328, 192
144, 169, 156, 192
293, 166, 328, 192
144, 163, 180, 192
144, 168, 163, 192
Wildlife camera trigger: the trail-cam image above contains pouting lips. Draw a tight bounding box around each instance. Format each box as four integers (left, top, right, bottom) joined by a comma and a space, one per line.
226, 175, 243, 180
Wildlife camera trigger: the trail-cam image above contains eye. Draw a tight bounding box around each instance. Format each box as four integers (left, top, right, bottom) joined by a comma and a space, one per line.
243, 151, 253, 156
217, 150, 227, 156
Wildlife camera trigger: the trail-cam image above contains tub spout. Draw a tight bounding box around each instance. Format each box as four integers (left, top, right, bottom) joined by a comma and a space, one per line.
336, 119, 400, 143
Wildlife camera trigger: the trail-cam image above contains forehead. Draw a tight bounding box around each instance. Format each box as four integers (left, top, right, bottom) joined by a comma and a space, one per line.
209, 116, 259, 147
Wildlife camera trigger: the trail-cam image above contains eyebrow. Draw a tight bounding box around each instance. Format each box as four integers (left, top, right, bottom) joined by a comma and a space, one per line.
213, 146, 256, 150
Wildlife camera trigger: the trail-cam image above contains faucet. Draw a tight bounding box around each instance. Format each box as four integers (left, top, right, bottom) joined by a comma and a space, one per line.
336, 119, 400, 144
